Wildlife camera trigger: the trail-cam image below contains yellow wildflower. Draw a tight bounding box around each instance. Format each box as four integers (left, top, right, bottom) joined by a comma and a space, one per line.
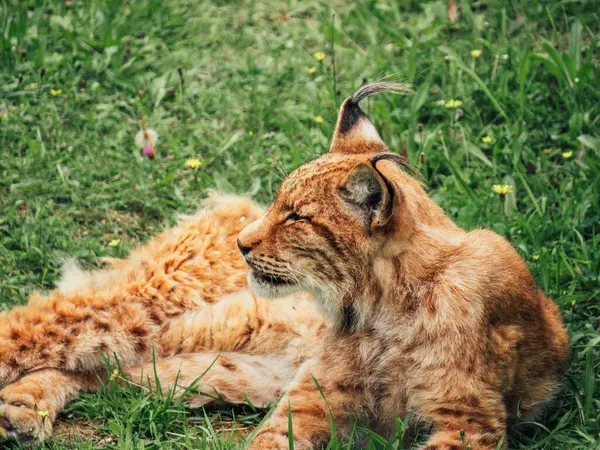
481, 136, 493, 144
109, 369, 120, 381
444, 99, 463, 109
543, 148, 552, 154
532, 254, 539, 261
50, 89, 62, 96
562, 151, 573, 159
471, 49, 482, 58
491, 184, 513, 196
108, 239, 120, 247
185, 158, 202, 169
571, 300, 576, 307
313, 52, 326, 61
37, 410, 49, 419
248, 130, 253, 136
306, 66, 317, 73
314, 116, 324, 124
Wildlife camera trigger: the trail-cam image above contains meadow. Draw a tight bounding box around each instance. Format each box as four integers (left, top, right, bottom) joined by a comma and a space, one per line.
1, 0, 599, 448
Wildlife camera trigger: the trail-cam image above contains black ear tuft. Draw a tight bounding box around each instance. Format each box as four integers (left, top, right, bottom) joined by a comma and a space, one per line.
329, 82, 411, 155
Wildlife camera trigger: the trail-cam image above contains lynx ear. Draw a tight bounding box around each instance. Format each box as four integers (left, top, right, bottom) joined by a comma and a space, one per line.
339, 161, 393, 230
329, 82, 411, 155
329, 99, 387, 155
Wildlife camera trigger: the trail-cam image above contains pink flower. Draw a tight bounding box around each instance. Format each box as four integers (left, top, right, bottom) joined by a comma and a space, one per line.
143, 146, 155, 158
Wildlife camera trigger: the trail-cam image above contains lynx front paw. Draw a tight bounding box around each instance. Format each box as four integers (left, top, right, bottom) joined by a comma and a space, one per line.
249, 431, 311, 450
0, 402, 51, 443
421, 433, 503, 450
421, 446, 461, 450
249, 432, 290, 450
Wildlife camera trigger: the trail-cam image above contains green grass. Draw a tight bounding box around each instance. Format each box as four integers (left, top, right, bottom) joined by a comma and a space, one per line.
1, 0, 599, 448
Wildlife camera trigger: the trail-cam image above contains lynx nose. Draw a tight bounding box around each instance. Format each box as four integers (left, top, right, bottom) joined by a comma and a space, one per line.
238, 215, 265, 257
237, 238, 252, 257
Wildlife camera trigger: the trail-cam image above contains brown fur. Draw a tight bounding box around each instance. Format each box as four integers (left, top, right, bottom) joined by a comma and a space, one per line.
0, 84, 568, 449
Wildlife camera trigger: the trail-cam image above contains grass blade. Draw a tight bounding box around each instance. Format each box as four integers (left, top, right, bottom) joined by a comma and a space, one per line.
288, 400, 295, 450
519, 50, 531, 121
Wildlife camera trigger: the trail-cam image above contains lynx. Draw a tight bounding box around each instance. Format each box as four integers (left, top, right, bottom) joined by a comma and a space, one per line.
0, 83, 568, 450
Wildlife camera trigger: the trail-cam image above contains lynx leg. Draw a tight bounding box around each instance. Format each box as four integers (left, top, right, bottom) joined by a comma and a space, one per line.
0, 369, 98, 443
158, 290, 325, 358
413, 387, 507, 450
124, 352, 297, 408
249, 357, 360, 450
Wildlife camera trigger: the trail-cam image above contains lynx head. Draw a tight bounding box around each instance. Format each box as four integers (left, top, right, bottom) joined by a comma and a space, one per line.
238, 82, 433, 329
